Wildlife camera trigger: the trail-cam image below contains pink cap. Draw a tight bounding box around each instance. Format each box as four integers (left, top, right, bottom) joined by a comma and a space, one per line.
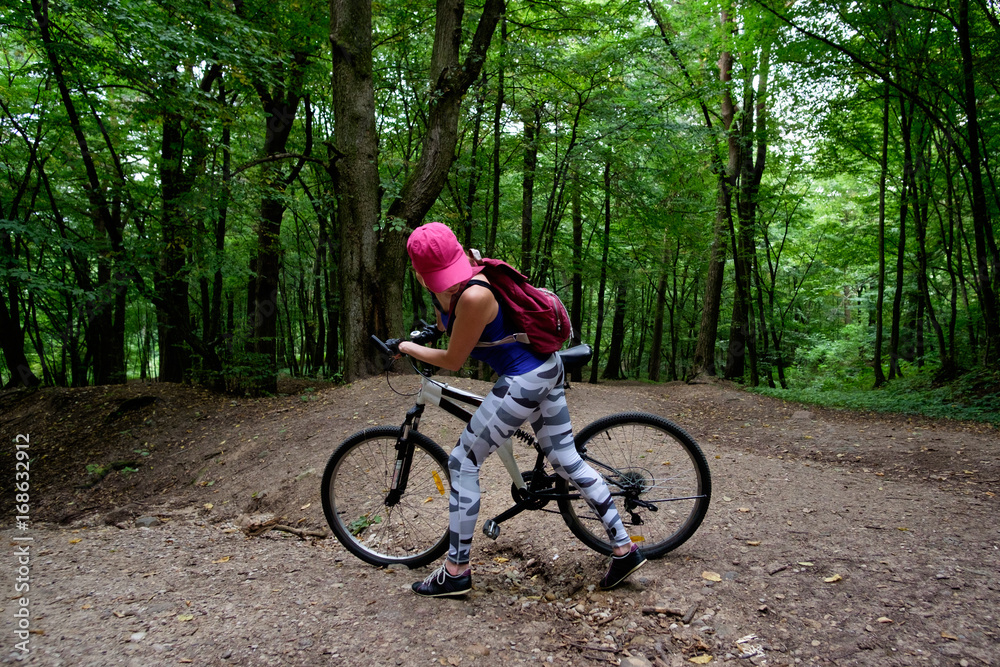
406, 222, 482, 293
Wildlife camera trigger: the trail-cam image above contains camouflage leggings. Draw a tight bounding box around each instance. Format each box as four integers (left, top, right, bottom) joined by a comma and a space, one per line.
447, 354, 631, 565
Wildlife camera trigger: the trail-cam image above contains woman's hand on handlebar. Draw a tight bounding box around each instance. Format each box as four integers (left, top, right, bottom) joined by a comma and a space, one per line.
398, 322, 442, 358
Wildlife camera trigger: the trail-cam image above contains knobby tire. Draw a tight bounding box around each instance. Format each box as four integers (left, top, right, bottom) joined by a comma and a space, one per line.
557, 412, 711, 559
321, 426, 451, 568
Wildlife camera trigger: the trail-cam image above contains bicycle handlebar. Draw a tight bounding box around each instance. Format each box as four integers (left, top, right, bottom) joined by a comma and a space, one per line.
371, 335, 398, 358
371, 320, 442, 363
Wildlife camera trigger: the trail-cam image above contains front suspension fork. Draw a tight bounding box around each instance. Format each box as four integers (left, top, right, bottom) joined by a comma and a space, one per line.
385, 403, 425, 506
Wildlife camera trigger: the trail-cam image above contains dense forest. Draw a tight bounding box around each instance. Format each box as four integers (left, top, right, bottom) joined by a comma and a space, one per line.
1, 0, 998, 401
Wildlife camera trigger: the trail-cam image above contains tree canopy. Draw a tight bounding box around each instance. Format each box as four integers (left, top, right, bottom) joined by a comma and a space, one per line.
1, 0, 997, 405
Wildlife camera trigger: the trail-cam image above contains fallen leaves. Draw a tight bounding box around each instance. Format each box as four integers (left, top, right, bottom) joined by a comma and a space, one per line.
701, 571, 722, 583
824, 574, 843, 583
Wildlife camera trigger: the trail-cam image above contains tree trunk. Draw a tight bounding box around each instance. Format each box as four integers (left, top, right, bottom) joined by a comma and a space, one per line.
724, 30, 770, 386
957, 0, 1000, 366
331, 0, 383, 381
873, 85, 889, 387
936, 137, 960, 374
488, 18, 506, 257
31, 0, 127, 385
249, 91, 304, 394
910, 122, 952, 376
602, 281, 628, 380
520, 105, 540, 275
335, 0, 504, 381
570, 174, 584, 383
692, 213, 727, 378
690, 8, 738, 380
157, 106, 193, 383
589, 160, 612, 384
0, 168, 41, 387
648, 232, 671, 382
0, 294, 40, 388
889, 96, 911, 380
459, 72, 487, 248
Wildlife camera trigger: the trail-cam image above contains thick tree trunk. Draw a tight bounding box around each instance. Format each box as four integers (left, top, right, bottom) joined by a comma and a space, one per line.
331, 0, 383, 381
692, 215, 727, 378
157, 109, 193, 383
249, 92, 305, 394
333, 0, 504, 381
724, 33, 770, 386
691, 9, 738, 380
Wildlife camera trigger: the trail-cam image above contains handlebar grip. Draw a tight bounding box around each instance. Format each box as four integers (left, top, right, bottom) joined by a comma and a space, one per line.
371, 335, 398, 357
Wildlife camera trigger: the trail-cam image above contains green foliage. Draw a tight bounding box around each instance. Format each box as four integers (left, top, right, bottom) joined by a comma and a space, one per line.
752, 367, 1000, 425
788, 322, 875, 391
1, 0, 998, 393
347, 513, 382, 537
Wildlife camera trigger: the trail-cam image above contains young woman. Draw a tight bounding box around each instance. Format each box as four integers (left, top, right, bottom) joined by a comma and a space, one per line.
398, 222, 645, 598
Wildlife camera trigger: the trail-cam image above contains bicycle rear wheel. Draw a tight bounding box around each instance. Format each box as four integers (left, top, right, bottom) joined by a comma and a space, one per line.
557, 412, 711, 559
321, 426, 451, 568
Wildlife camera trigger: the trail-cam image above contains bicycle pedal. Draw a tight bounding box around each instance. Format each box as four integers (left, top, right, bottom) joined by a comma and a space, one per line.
483, 519, 500, 540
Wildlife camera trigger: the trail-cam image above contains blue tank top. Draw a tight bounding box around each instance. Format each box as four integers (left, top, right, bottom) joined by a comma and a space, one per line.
442, 284, 548, 377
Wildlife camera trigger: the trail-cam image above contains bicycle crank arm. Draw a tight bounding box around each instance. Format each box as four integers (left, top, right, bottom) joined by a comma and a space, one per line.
481, 502, 531, 540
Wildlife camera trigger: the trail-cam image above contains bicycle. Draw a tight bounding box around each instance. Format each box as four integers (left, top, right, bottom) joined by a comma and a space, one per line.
320, 332, 711, 569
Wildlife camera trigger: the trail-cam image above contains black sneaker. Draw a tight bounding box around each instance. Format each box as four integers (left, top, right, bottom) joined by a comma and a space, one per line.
599, 543, 646, 590
411, 564, 472, 598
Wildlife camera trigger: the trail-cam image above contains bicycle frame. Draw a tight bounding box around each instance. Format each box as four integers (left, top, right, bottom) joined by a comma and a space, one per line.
392, 373, 530, 497
380, 341, 675, 543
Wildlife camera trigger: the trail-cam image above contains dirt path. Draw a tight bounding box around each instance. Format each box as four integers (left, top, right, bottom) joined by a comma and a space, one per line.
2, 377, 998, 666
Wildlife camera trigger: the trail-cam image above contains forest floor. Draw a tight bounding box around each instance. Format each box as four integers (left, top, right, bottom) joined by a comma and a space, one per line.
1, 371, 998, 667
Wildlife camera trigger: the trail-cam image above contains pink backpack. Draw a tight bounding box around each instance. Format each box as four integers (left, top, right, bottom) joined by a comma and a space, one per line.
444, 257, 572, 355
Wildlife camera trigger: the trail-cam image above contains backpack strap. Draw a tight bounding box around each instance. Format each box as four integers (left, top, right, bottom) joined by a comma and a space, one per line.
443, 279, 529, 347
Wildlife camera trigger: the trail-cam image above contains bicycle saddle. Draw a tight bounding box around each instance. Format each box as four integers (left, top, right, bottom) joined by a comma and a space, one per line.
558, 344, 593, 373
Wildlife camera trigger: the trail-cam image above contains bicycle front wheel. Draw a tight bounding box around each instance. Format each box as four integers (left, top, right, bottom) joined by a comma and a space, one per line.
557, 412, 711, 559
321, 426, 451, 568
